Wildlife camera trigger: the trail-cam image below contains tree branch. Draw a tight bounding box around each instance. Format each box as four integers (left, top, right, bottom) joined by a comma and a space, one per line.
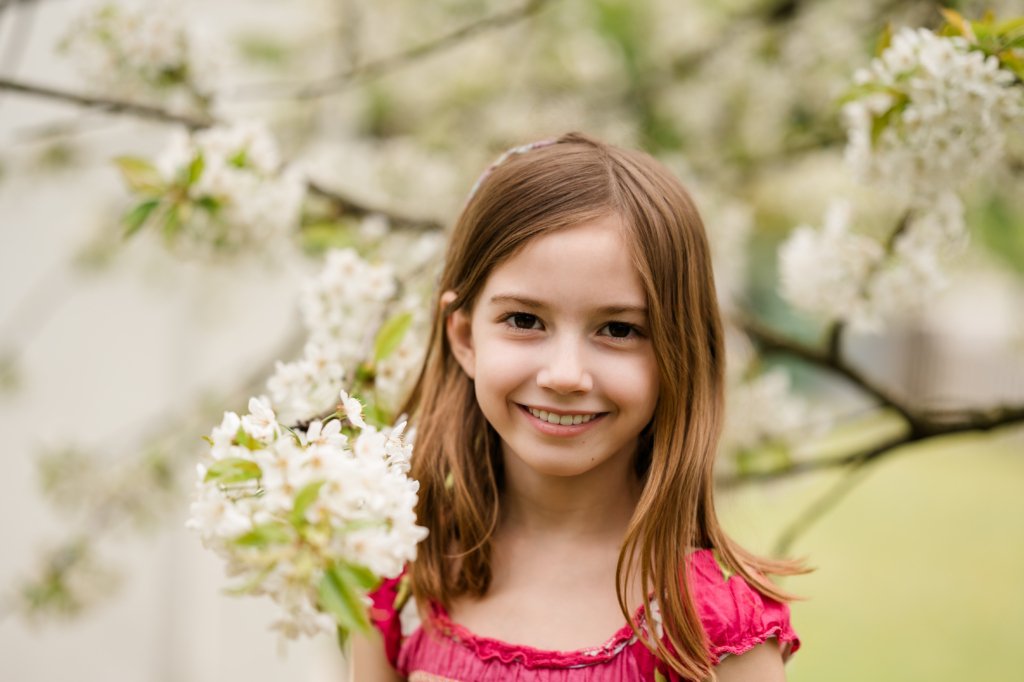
0, 77, 213, 129
0, 78, 446, 232
737, 314, 916, 425
230, 0, 555, 101
306, 181, 444, 232
719, 400, 1024, 488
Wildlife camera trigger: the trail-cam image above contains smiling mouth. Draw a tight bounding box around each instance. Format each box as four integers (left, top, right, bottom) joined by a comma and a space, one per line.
517, 404, 606, 426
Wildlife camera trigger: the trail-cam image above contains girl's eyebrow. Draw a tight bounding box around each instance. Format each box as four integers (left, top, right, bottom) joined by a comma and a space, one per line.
488, 294, 647, 316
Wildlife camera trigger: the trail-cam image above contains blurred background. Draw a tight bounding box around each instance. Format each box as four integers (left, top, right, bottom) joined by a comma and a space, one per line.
0, 0, 1022, 680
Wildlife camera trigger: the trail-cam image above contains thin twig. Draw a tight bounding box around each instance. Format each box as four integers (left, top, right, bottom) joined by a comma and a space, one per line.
306, 180, 444, 232
0, 76, 213, 129
230, 0, 555, 101
772, 460, 876, 557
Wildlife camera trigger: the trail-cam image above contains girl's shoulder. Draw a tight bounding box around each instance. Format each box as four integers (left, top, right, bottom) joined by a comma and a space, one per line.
684, 549, 800, 664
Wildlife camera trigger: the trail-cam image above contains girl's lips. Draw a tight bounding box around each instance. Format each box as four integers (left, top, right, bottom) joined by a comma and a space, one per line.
516, 404, 606, 437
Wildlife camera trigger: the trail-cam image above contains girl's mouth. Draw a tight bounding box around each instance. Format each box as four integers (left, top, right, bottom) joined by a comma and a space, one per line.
516, 404, 607, 436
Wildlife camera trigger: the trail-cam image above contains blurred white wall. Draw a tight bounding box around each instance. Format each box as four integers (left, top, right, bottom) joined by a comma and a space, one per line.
0, 1, 347, 680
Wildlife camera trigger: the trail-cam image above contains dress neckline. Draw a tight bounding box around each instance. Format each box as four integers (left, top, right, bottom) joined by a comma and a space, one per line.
425, 548, 716, 669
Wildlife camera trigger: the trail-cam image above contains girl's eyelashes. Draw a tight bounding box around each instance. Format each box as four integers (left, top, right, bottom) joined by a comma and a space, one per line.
498, 312, 644, 340
599, 321, 644, 340
500, 312, 543, 331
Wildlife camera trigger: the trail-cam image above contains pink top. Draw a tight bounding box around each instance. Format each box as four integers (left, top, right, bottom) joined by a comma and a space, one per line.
369, 549, 800, 682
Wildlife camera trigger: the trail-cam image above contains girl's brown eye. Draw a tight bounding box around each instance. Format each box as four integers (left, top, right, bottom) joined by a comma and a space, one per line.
511, 313, 538, 329
605, 322, 633, 338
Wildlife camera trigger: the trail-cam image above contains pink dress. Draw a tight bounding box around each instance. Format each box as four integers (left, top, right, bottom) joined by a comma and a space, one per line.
369, 549, 800, 682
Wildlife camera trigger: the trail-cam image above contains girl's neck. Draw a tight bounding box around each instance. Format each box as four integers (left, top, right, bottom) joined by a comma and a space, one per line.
499, 441, 641, 538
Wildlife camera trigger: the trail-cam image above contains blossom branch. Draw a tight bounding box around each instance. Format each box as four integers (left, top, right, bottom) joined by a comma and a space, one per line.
231, 0, 555, 101
0, 76, 213, 129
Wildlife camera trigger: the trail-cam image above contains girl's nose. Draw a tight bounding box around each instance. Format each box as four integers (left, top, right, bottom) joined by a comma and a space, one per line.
535, 335, 593, 394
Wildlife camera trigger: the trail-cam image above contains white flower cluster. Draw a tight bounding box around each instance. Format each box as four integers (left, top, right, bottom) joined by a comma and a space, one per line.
60, 3, 220, 107
843, 27, 1022, 198
186, 392, 427, 639
778, 196, 968, 331
723, 367, 825, 459
155, 122, 305, 251
268, 249, 397, 423
374, 300, 429, 414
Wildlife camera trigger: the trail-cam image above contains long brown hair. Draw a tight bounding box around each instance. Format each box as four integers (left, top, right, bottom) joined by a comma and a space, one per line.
401, 132, 804, 679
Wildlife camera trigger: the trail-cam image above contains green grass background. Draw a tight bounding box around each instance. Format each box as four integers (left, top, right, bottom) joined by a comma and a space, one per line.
718, 433, 1024, 680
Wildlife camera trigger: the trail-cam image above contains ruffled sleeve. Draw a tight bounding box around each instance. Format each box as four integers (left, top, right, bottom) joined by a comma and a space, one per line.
688, 550, 801, 664
368, 572, 408, 669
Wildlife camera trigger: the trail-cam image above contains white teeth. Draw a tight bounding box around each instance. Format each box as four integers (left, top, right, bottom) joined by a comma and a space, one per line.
527, 407, 598, 425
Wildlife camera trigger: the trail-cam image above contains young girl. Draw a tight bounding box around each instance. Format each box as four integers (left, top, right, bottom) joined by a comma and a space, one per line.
352, 132, 804, 681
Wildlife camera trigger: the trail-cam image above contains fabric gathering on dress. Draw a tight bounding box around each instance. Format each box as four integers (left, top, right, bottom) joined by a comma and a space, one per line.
369, 549, 800, 682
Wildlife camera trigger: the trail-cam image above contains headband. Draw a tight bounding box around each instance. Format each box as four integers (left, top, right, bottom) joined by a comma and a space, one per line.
463, 138, 559, 206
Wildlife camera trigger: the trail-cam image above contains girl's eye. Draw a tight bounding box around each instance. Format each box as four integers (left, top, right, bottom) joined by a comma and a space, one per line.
602, 322, 636, 339
506, 313, 540, 330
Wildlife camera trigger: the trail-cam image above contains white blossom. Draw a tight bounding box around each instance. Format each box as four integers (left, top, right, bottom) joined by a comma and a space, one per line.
241, 396, 280, 442
151, 122, 305, 253
187, 393, 427, 640
724, 367, 823, 455
268, 249, 397, 423
779, 193, 970, 330
778, 199, 885, 326
843, 27, 1022, 198
60, 3, 221, 108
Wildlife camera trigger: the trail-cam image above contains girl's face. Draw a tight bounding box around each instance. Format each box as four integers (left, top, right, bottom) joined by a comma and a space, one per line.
446, 214, 660, 479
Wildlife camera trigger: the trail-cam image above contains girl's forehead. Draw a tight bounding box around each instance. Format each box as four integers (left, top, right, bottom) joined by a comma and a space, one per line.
480, 216, 647, 310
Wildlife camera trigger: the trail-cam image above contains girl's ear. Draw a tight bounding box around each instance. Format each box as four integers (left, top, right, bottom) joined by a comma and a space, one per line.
442, 290, 476, 379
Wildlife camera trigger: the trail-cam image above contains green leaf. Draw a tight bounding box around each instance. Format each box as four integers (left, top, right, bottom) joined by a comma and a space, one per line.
196, 196, 221, 212
235, 523, 291, 548
188, 154, 204, 185
874, 21, 893, 57
162, 203, 181, 241
291, 480, 326, 527
122, 200, 159, 237
300, 221, 358, 254
337, 562, 379, 592
227, 561, 278, 594
113, 156, 164, 193
711, 548, 736, 582
319, 564, 372, 635
993, 17, 1024, 35
654, 669, 668, 682
234, 425, 265, 451
374, 311, 413, 361
204, 457, 262, 484
940, 7, 977, 43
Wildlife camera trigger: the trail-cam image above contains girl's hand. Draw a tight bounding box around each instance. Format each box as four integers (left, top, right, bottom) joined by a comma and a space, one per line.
350, 631, 404, 682
713, 637, 786, 682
